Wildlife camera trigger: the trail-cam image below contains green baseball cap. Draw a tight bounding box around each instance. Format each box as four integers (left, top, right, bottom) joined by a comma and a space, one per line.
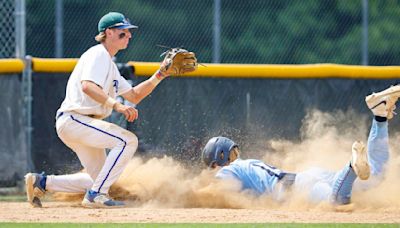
98, 12, 138, 33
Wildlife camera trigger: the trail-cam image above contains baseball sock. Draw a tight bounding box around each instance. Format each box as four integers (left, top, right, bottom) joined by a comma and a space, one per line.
331, 163, 357, 204
40, 175, 47, 190
374, 116, 387, 122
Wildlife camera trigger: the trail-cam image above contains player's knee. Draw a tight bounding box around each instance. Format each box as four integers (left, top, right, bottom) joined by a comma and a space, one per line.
125, 132, 138, 148
124, 132, 138, 157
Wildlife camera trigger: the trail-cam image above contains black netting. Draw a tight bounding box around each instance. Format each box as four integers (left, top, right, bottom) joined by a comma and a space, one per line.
31, 72, 400, 172
0, 74, 26, 186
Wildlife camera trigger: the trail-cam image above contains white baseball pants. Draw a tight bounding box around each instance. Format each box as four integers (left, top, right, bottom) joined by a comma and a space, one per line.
46, 111, 138, 194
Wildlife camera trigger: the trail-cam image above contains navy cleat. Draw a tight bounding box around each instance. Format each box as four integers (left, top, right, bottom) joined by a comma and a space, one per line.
25, 172, 46, 208
82, 190, 125, 208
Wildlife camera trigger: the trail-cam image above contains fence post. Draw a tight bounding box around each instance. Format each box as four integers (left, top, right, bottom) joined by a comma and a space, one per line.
362, 0, 369, 65
22, 55, 34, 172
55, 0, 64, 58
213, 0, 221, 63
15, 0, 26, 58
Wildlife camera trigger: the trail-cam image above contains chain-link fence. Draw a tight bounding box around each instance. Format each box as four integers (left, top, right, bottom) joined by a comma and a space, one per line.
0, 0, 22, 186
3, 0, 400, 179
26, 0, 400, 65
0, 0, 15, 58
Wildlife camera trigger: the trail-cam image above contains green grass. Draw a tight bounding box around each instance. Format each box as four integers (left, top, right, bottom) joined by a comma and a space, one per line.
0, 224, 398, 228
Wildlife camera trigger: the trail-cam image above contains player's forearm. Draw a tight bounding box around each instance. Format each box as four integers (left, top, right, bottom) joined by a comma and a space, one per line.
123, 71, 163, 104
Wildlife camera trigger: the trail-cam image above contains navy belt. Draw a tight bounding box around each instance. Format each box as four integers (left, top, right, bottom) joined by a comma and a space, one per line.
57, 112, 96, 120
279, 173, 296, 187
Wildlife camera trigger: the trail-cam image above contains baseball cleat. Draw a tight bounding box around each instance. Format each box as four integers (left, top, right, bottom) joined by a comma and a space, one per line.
82, 190, 125, 208
351, 141, 370, 180
25, 172, 46, 208
334, 203, 355, 212
365, 85, 400, 119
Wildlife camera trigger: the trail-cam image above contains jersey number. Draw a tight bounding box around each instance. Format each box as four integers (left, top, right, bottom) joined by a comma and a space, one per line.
252, 163, 283, 179
113, 80, 119, 94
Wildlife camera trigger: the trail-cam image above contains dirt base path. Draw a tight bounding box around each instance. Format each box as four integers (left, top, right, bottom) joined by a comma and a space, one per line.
1, 202, 399, 223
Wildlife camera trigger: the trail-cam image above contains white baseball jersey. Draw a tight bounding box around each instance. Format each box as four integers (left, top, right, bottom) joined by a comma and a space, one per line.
57, 44, 132, 119
49, 44, 139, 195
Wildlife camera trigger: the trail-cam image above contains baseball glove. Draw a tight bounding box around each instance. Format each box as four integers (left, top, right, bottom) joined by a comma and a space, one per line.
159, 48, 197, 76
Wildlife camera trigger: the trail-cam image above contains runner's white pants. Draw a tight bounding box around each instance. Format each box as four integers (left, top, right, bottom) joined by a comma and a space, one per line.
46, 111, 138, 194
293, 119, 389, 203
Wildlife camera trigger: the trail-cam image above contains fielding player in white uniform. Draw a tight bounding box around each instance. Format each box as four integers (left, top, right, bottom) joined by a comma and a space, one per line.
25, 12, 171, 208
202, 85, 400, 205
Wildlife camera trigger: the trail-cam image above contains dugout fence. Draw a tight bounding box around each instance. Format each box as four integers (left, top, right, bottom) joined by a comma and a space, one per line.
0, 59, 26, 190
1, 58, 400, 188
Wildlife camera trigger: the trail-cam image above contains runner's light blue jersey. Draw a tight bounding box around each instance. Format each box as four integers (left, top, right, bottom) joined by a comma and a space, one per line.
214, 119, 390, 204
215, 159, 283, 195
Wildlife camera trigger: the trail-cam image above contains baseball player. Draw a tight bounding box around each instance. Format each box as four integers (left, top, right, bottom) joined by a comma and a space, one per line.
24, 12, 196, 208
202, 85, 400, 205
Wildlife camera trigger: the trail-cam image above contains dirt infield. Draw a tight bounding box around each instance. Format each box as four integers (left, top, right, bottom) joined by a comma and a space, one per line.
5, 112, 400, 223
0, 202, 399, 223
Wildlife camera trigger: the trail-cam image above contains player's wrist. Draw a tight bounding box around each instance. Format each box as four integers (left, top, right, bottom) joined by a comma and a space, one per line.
156, 70, 169, 79
104, 97, 117, 109
149, 71, 163, 86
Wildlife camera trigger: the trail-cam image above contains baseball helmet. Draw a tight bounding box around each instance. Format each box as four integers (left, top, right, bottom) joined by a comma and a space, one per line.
202, 136, 238, 167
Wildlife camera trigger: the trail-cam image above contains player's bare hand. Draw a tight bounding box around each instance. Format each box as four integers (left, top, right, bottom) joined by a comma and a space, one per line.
114, 103, 138, 122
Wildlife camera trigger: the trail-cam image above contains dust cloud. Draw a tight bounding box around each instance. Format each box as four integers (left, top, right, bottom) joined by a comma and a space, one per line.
56, 109, 400, 211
